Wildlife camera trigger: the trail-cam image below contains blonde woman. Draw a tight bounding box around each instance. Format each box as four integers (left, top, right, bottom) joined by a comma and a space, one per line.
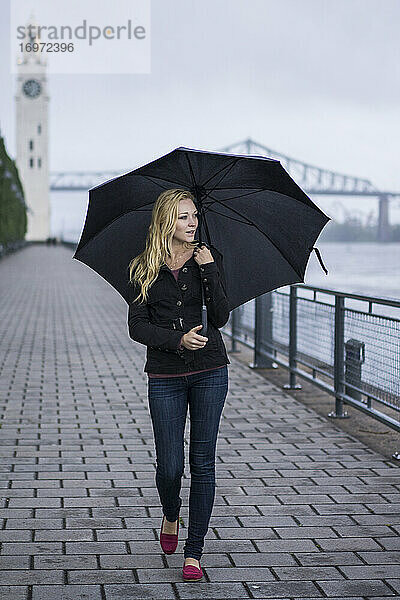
127, 189, 230, 581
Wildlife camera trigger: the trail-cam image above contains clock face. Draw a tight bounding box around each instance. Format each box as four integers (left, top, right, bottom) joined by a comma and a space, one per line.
23, 79, 42, 98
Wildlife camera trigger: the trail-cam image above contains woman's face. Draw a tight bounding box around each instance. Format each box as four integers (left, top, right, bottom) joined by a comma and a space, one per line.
173, 199, 198, 244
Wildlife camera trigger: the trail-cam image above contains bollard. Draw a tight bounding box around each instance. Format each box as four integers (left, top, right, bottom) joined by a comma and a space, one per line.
344, 338, 365, 401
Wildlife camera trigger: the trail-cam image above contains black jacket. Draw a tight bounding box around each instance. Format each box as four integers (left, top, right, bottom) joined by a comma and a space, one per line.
127, 245, 231, 374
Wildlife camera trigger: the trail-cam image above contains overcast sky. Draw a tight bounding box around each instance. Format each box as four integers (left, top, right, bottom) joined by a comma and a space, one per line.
1, 0, 399, 228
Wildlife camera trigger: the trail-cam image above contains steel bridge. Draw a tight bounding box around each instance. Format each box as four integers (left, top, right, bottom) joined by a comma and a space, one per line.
49, 138, 400, 242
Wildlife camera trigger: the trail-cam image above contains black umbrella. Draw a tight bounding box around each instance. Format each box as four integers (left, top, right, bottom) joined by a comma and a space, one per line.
73, 146, 330, 325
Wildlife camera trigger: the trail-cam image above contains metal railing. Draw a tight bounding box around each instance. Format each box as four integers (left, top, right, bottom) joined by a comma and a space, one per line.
222, 284, 400, 434
0, 239, 28, 260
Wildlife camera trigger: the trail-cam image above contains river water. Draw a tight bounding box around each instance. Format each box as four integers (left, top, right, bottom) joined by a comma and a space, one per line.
304, 242, 400, 302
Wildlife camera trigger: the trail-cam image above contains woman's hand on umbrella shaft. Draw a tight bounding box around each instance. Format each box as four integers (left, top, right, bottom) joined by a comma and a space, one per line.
193, 244, 214, 265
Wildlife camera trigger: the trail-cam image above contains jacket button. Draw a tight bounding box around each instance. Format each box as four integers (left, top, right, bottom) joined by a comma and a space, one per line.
200, 267, 204, 272
206, 296, 211, 302
203, 278, 207, 282
181, 284, 187, 290
176, 300, 182, 306
182, 267, 188, 272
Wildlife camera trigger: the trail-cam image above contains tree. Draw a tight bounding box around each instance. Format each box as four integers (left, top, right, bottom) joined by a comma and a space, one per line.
0, 133, 27, 248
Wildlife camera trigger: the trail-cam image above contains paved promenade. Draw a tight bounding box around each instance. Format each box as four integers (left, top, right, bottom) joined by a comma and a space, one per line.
0, 244, 399, 600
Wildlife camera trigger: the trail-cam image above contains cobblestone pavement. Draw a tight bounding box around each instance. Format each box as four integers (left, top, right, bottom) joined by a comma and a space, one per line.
0, 245, 399, 600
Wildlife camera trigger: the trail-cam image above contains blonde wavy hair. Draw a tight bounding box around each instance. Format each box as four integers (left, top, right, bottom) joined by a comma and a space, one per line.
128, 188, 198, 304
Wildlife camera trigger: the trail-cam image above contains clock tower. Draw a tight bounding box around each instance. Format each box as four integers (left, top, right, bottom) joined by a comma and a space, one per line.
15, 17, 50, 241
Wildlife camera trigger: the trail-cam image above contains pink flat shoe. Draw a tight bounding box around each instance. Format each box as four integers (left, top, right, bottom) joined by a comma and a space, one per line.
182, 561, 203, 581
159, 515, 179, 554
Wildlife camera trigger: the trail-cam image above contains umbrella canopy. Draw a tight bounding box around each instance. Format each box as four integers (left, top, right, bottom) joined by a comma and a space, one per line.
73, 146, 330, 310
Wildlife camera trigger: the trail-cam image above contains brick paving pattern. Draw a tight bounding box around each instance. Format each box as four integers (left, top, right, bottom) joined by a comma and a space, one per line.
0, 245, 399, 599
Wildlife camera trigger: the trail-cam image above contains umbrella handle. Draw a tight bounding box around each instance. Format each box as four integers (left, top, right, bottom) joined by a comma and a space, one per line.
199, 273, 208, 337
197, 216, 208, 337
201, 304, 208, 338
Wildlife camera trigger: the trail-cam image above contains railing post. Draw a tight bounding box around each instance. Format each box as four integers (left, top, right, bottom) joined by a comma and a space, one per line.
329, 294, 349, 418
229, 307, 241, 353
283, 285, 302, 390
249, 293, 274, 369
345, 338, 365, 401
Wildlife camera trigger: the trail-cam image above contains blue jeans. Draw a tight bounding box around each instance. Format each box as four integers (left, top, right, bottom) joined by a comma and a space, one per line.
147, 365, 229, 560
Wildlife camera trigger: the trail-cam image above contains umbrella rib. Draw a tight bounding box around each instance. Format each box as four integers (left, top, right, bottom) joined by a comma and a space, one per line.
184, 151, 240, 191
183, 151, 241, 202
201, 159, 240, 188
183, 152, 213, 244
202, 188, 272, 214
205, 186, 325, 214
205, 188, 267, 202
203, 159, 242, 200
203, 205, 249, 225
138, 173, 190, 189
184, 151, 197, 191
209, 186, 265, 192
203, 198, 304, 280
184, 152, 242, 246
136, 173, 189, 189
